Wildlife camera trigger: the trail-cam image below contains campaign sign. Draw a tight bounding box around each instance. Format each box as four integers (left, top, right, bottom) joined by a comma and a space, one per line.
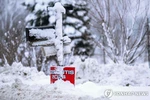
50, 66, 75, 85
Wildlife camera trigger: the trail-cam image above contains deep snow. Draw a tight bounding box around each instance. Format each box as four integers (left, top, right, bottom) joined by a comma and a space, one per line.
0, 60, 150, 100
74, 58, 150, 86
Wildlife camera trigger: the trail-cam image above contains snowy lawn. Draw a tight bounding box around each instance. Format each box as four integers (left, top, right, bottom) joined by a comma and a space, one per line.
0, 61, 150, 100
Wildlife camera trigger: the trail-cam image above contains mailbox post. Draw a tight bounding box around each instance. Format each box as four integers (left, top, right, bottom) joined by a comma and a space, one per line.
54, 2, 66, 66
26, 2, 75, 85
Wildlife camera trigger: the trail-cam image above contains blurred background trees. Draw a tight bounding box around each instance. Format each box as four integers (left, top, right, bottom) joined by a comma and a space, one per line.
88, 0, 149, 64
0, 0, 28, 65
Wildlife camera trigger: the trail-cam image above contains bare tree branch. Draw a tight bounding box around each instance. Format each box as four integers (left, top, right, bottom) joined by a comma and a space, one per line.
88, 0, 149, 64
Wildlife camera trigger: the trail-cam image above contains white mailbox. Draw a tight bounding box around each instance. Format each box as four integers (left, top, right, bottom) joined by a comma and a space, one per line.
26, 2, 72, 66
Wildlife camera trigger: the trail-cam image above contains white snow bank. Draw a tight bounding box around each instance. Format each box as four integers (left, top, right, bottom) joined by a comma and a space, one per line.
74, 58, 150, 86
0, 79, 108, 100
76, 81, 103, 98
0, 62, 108, 100
0, 62, 49, 86
1, 61, 150, 100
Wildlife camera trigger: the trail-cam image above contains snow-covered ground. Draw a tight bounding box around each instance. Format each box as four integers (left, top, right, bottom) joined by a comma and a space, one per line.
0, 62, 108, 100
74, 58, 150, 86
0, 60, 150, 100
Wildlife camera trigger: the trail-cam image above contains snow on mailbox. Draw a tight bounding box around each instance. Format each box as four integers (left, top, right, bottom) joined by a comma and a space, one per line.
26, 26, 55, 45
26, 2, 75, 85
26, 27, 71, 56
25, 3, 72, 57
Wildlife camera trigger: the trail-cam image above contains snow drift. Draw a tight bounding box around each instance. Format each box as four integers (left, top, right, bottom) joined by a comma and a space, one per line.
0, 60, 150, 100
0, 62, 108, 100
74, 58, 150, 86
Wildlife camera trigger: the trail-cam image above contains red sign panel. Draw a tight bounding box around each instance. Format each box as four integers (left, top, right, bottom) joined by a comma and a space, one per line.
50, 66, 75, 85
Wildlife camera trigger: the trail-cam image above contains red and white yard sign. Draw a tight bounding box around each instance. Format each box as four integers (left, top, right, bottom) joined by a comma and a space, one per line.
50, 66, 75, 85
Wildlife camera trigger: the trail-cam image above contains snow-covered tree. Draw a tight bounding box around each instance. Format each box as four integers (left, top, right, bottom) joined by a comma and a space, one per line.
63, 0, 94, 58
88, 0, 149, 64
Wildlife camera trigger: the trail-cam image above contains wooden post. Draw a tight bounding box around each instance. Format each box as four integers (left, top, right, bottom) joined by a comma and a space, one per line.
54, 2, 66, 66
